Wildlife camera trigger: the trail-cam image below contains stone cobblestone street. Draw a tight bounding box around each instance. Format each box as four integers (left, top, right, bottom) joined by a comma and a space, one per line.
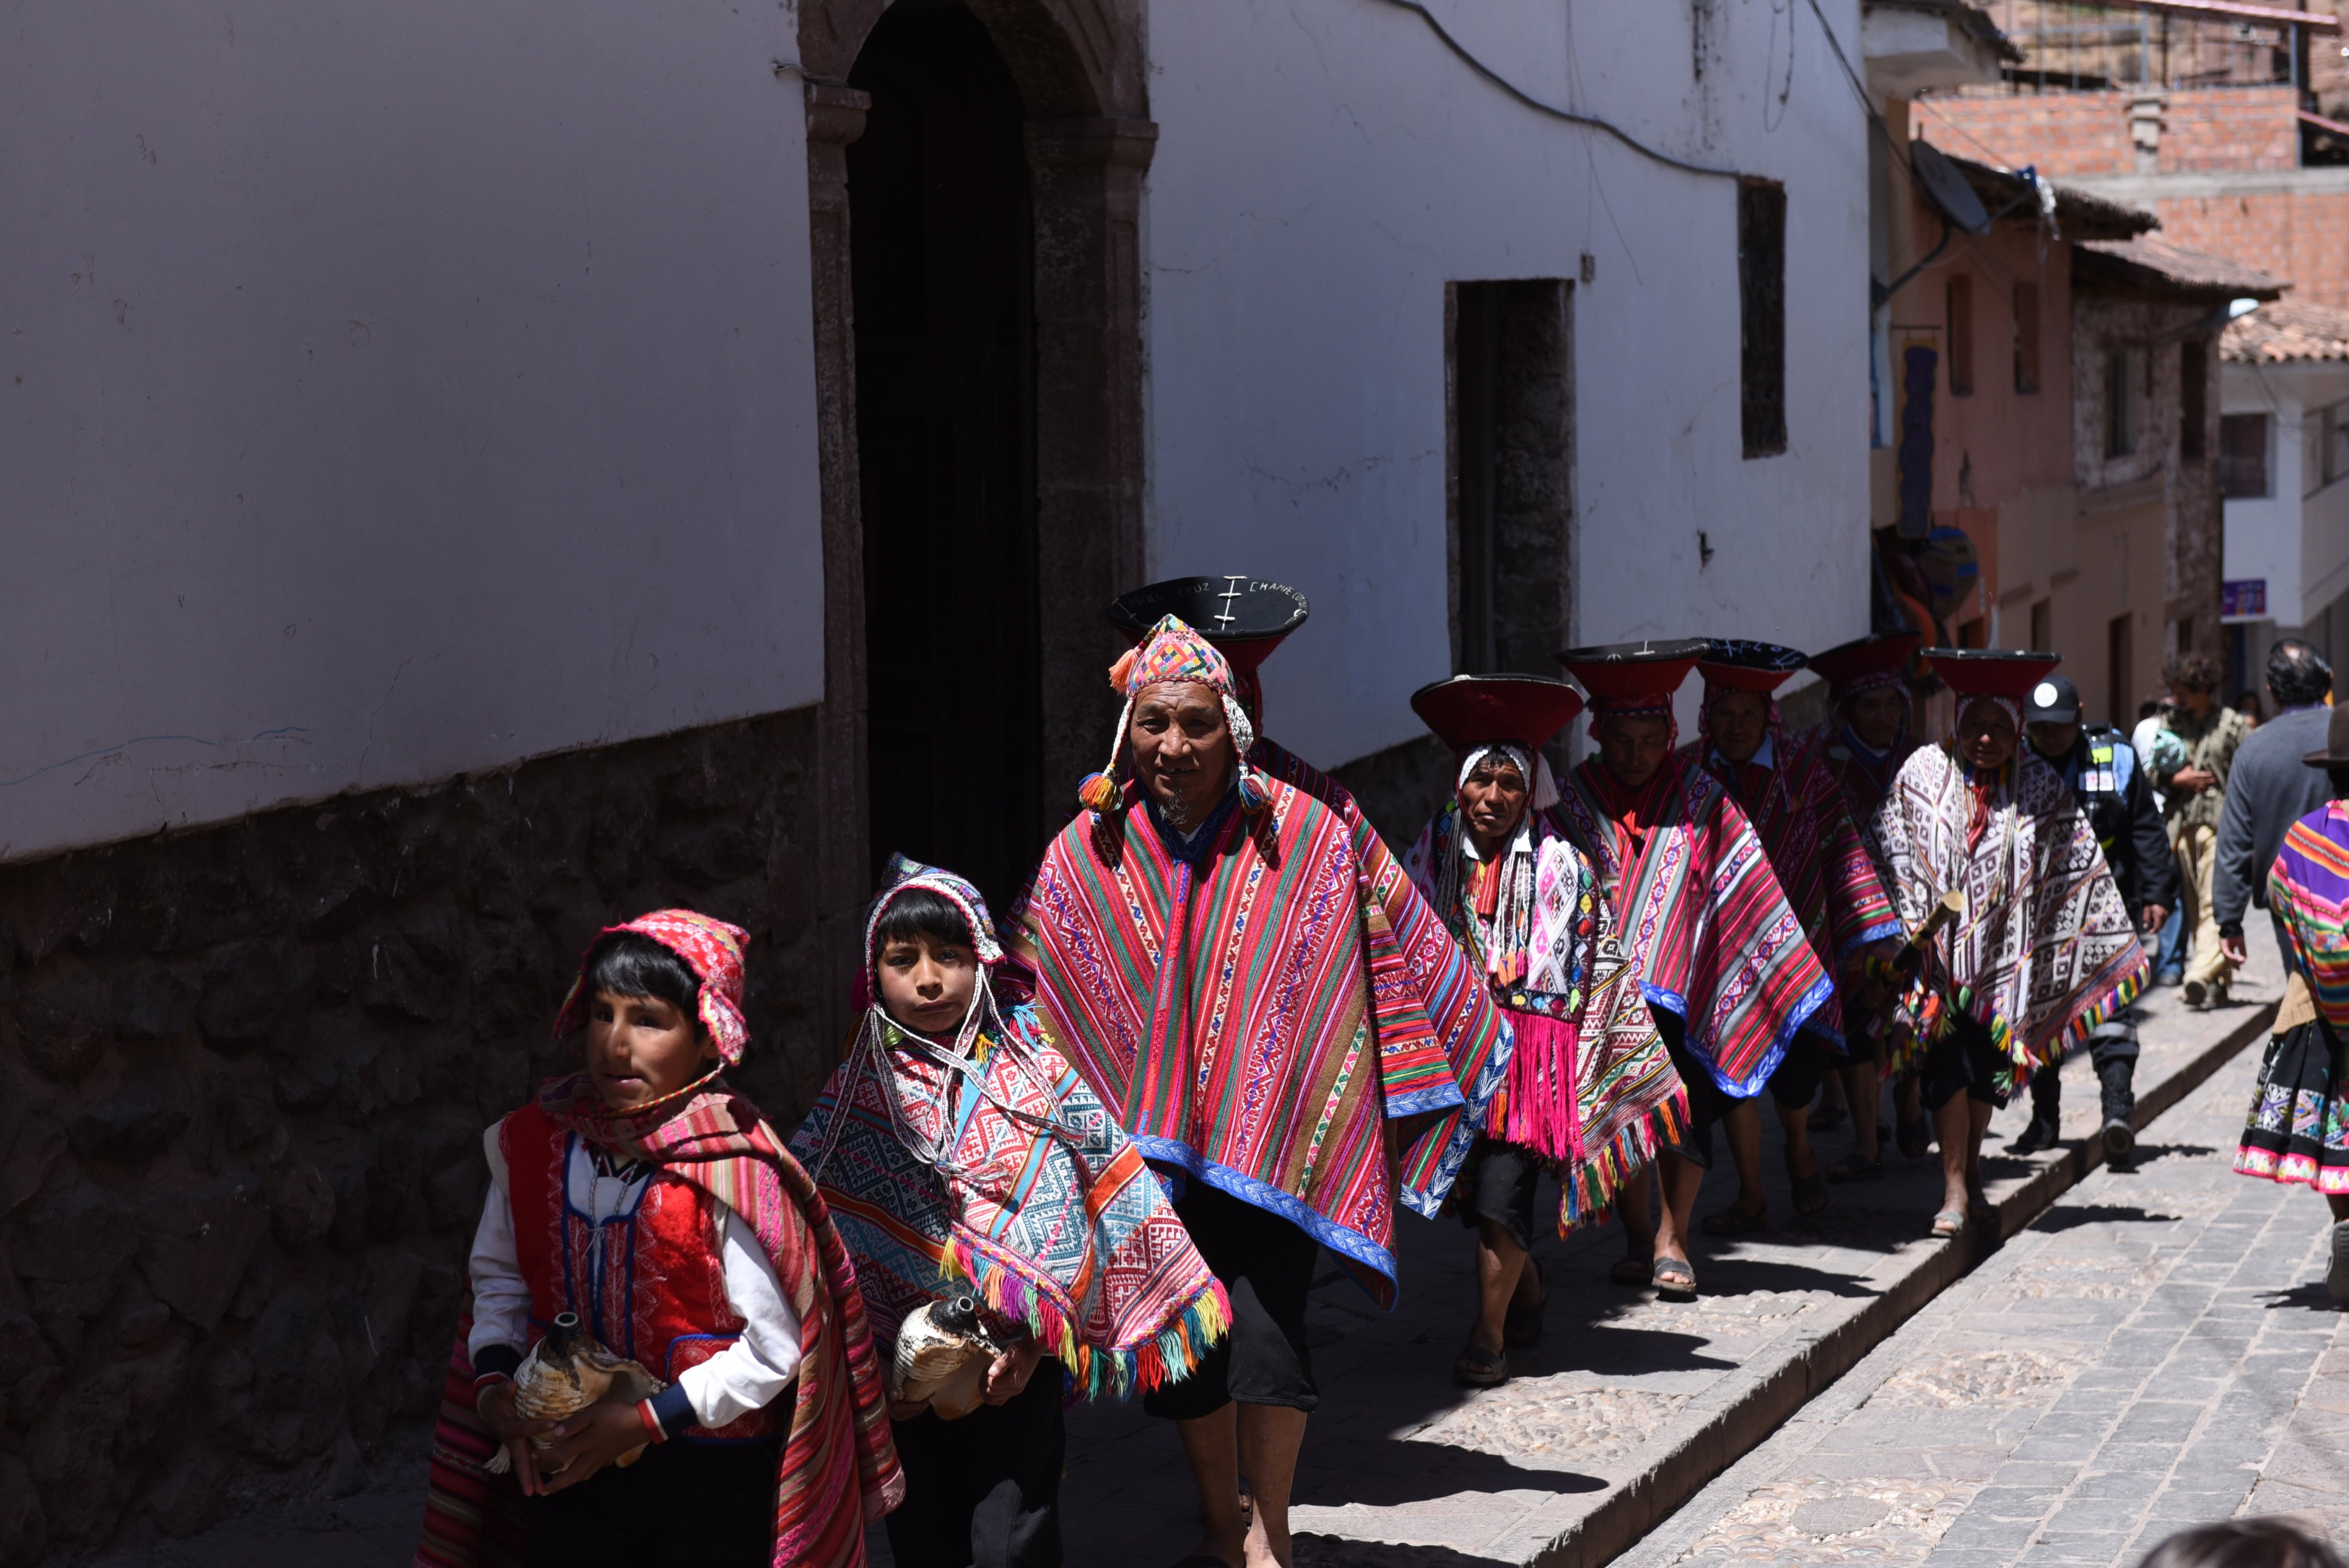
1614, 1005, 2347, 1568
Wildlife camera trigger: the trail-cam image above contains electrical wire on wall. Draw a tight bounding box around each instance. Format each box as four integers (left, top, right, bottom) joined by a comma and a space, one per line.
1357, 0, 1742, 181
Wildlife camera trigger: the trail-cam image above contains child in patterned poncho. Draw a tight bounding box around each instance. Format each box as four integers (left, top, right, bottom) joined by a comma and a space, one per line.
792, 857, 1226, 1568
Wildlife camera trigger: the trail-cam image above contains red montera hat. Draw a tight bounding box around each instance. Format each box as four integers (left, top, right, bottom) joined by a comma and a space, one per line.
1556, 638, 1708, 712
1922, 648, 2062, 701
1808, 631, 1922, 700
1107, 575, 1309, 677
1411, 674, 1586, 754
1697, 639, 1806, 693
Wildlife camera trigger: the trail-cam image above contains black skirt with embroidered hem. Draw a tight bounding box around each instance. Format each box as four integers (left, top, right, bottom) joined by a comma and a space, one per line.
2235, 1017, 2349, 1196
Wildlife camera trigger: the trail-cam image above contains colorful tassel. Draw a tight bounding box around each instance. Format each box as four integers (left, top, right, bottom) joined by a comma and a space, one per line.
939, 1233, 1229, 1402
1238, 767, 1271, 814
1078, 771, 1123, 814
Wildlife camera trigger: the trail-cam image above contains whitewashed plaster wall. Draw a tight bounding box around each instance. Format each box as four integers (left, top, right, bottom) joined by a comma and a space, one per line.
1139, 0, 1874, 766
1, 0, 824, 863
2224, 360, 2349, 630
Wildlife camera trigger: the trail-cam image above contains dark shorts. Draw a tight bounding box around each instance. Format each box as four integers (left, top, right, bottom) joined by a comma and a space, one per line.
1144, 1180, 1319, 1419
523, 1433, 782, 1568
1655, 1005, 1731, 1171
1921, 1011, 2012, 1111
1767, 1025, 1848, 1109
1453, 1137, 1544, 1251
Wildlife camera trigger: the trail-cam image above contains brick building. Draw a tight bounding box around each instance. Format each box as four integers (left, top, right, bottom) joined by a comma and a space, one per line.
1917, 6, 2349, 308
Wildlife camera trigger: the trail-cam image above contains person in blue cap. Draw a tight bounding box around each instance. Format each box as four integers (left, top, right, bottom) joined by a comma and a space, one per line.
2021, 673, 2177, 1165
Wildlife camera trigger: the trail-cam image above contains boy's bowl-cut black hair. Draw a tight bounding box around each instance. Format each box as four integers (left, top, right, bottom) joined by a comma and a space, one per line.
581, 930, 703, 1025
874, 887, 976, 953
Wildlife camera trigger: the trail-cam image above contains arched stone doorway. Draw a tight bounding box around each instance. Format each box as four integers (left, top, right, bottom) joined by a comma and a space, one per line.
800, 0, 1154, 1000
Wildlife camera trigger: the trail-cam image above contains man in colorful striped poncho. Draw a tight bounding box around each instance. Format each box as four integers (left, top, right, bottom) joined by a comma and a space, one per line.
1877, 651, 2147, 1235
1806, 630, 1933, 1164
1550, 641, 1831, 1300
1403, 673, 1688, 1389
1677, 642, 1903, 1223
1006, 613, 1498, 1568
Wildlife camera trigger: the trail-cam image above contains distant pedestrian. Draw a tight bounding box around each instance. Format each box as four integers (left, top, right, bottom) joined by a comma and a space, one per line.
2135, 1516, 2347, 1568
1876, 652, 2146, 1236
2134, 695, 2191, 986
2232, 703, 2349, 1302
2020, 674, 2176, 1168
2235, 689, 2265, 728
2216, 639, 2336, 981
2157, 653, 2250, 1008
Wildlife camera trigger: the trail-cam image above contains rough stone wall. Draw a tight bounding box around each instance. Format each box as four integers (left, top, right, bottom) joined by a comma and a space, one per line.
0, 705, 827, 1565
2071, 295, 2226, 661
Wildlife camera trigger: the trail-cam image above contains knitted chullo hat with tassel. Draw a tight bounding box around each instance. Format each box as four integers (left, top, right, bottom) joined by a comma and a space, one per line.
1078, 614, 1271, 816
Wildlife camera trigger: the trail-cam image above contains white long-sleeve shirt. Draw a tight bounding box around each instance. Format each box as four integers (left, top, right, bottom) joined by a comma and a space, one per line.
468, 1126, 801, 1433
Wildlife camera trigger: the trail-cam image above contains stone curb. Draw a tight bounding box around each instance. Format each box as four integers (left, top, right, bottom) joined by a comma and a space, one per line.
1510, 999, 2280, 1568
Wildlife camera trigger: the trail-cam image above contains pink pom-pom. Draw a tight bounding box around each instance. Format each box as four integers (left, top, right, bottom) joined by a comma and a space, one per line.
1078, 772, 1124, 814
1238, 770, 1271, 814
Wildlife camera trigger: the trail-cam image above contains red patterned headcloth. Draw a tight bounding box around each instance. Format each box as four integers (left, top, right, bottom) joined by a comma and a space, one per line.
552, 908, 753, 1066
1077, 614, 1266, 815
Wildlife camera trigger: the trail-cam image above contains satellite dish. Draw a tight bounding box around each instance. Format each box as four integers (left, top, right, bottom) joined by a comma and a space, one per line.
1910, 141, 1993, 237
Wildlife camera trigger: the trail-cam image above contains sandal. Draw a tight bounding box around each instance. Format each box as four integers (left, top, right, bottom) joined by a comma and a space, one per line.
1701, 1202, 1769, 1237
1825, 1152, 1884, 1183
1503, 1259, 1546, 1347
1453, 1340, 1509, 1388
1896, 1114, 1933, 1160
1611, 1254, 1655, 1286
1652, 1255, 1697, 1301
1931, 1207, 1968, 1238
1807, 1101, 1847, 1133
1791, 1170, 1830, 1216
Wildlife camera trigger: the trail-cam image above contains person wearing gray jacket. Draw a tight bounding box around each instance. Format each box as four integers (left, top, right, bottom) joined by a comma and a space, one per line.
2216, 640, 2336, 979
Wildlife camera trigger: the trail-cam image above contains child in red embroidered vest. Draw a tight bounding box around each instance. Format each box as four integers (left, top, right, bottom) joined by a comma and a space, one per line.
419, 911, 902, 1568
791, 857, 1227, 1568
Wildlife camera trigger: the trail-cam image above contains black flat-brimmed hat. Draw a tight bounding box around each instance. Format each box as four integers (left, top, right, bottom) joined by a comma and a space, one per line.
2304, 704, 2349, 768
1107, 576, 1309, 679
1696, 639, 1807, 694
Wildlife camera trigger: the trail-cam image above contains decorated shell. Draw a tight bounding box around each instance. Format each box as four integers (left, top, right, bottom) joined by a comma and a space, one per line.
890, 1296, 998, 1421
485, 1313, 665, 1475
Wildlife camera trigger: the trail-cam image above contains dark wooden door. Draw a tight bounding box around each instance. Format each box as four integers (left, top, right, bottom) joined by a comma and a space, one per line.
850, 0, 1042, 915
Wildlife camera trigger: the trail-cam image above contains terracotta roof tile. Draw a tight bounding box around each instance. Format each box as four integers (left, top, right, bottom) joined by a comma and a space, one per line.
2222, 297, 2349, 363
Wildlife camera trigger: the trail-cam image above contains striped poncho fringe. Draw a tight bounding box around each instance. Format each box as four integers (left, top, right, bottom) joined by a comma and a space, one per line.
1403, 802, 1689, 1231
415, 1309, 524, 1568
2270, 801, 2349, 1031
1682, 734, 1903, 1044
1553, 757, 1832, 1097
791, 1006, 1231, 1403
1255, 739, 1515, 1215
1876, 744, 2149, 1094
1005, 769, 1485, 1308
